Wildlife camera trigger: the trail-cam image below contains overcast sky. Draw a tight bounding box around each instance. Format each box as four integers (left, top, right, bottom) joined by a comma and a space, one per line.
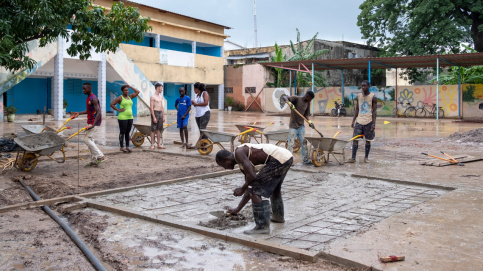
130, 0, 367, 48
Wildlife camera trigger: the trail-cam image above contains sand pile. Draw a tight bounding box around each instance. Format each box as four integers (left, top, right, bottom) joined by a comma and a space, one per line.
448, 128, 483, 143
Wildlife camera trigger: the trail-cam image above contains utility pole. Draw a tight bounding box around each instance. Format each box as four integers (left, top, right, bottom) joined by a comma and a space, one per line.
253, 0, 258, 47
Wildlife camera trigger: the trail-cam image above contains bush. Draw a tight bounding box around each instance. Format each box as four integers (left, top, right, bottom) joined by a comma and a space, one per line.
225, 96, 234, 107
63, 99, 68, 108
232, 100, 245, 111
5, 105, 17, 115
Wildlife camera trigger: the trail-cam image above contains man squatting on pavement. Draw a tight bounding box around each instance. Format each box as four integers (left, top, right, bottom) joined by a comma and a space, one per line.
348, 80, 377, 163
216, 144, 293, 234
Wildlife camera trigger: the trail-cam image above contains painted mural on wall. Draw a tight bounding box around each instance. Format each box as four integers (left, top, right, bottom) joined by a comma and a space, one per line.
106, 48, 167, 116
462, 84, 483, 119
0, 40, 58, 95
394, 85, 459, 117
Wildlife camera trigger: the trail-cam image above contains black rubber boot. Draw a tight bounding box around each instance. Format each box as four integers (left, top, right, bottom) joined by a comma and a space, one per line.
270, 196, 285, 223
244, 200, 271, 234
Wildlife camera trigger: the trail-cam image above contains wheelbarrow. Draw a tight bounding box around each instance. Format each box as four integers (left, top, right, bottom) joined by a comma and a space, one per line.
263, 130, 301, 152
131, 121, 177, 147
22, 125, 57, 135
235, 122, 273, 144
196, 127, 258, 155
306, 136, 349, 167
14, 132, 67, 172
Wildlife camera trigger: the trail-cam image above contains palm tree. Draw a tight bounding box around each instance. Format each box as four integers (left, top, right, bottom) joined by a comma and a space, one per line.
269, 43, 287, 87
287, 28, 329, 62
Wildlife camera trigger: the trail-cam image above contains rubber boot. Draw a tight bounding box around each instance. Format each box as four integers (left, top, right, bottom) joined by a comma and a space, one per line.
270, 196, 285, 223
244, 200, 271, 234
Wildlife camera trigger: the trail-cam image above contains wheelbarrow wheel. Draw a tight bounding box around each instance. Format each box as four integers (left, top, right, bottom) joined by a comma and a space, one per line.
311, 149, 325, 167
17, 153, 38, 172
240, 134, 251, 144
197, 139, 213, 155
132, 132, 145, 147
293, 138, 301, 153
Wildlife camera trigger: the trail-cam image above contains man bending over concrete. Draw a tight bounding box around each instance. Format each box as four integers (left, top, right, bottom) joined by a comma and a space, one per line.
215, 143, 293, 234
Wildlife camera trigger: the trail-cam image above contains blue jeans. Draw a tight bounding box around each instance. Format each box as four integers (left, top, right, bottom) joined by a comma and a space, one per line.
288, 126, 309, 163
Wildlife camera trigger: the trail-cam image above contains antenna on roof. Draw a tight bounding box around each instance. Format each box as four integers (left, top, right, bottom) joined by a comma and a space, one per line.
253, 0, 258, 47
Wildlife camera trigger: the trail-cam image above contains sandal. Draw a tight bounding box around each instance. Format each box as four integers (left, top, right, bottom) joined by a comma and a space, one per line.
121, 148, 127, 153
126, 148, 132, 153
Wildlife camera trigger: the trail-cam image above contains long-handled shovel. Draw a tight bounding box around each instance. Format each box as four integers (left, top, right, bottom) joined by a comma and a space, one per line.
441, 151, 465, 166
285, 101, 324, 137
421, 153, 459, 164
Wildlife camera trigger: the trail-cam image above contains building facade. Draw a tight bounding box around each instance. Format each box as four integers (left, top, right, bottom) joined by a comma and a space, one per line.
0, 0, 229, 120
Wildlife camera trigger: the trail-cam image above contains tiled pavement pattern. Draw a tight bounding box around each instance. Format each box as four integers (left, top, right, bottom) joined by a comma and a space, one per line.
92, 171, 448, 251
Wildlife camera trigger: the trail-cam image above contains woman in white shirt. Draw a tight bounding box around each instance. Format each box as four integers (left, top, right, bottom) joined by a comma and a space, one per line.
192, 82, 210, 138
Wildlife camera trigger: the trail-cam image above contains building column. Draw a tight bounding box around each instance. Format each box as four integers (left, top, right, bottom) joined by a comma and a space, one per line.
97, 53, 107, 117
0, 94, 4, 121
191, 83, 195, 99
155, 34, 160, 49
218, 84, 224, 110
192, 41, 196, 54
52, 35, 64, 120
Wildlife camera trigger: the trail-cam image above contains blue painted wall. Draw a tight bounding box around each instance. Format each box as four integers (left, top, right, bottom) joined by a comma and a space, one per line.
107, 81, 138, 116
6, 78, 50, 114
122, 36, 154, 47
164, 83, 190, 110
196, 46, 221, 57
159, 40, 192, 53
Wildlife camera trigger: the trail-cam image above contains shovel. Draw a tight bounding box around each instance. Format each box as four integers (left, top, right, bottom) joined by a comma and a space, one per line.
441, 151, 465, 166
285, 100, 324, 137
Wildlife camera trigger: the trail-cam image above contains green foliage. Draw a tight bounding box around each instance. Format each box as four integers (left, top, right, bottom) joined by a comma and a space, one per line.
388, 89, 395, 101
232, 100, 245, 111
343, 96, 352, 107
224, 96, 234, 107
63, 99, 68, 108
357, 0, 481, 55
0, 1, 151, 71
268, 43, 287, 88
5, 105, 17, 115
463, 85, 476, 102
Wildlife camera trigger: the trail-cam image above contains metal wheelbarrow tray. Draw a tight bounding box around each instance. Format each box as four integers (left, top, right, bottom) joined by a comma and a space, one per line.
234, 124, 266, 143
22, 125, 56, 135
130, 122, 177, 147
263, 130, 301, 152
306, 137, 348, 167
14, 132, 66, 172
197, 129, 258, 155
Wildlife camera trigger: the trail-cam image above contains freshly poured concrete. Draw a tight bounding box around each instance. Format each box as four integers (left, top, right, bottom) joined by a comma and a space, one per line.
91, 171, 448, 253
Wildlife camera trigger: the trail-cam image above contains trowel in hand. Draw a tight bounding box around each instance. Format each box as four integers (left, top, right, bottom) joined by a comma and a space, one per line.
209, 211, 228, 218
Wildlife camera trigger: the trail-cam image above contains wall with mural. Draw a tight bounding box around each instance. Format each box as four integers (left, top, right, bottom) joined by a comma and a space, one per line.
263, 84, 483, 119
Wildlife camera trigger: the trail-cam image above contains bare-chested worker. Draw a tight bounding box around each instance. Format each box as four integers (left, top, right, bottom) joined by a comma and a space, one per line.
150, 83, 165, 149
215, 144, 293, 234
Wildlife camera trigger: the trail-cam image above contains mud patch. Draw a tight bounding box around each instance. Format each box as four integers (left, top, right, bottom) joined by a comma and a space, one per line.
448, 128, 483, 143
199, 207, 254, 230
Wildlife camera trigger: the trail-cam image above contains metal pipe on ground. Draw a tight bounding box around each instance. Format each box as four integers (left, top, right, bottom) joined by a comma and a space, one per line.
17, 178, 107, 271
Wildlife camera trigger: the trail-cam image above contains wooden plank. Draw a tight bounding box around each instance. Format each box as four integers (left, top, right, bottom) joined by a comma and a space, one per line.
0, 196, 77, 213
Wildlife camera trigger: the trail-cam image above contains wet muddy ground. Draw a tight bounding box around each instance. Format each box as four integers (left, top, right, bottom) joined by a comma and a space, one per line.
62, 208, 352, 271
0, 151, 219, 207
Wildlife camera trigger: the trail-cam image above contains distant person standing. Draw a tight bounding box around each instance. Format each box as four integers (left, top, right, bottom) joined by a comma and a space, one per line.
150, 83, 165, 150
192, 82, 210, 138
347, 80, 377, 163
282, 91, 315, 165
110, 84, 140, 153
175, 87, 191, 148
72, 82, 106, 166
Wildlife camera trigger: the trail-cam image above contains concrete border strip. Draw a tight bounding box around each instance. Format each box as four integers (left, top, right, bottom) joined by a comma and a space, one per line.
316, 251, 381, 271
142, 149, 213, 160
351, 174, 455, 191
85, 199, 319, 263
0, 196, 79, 213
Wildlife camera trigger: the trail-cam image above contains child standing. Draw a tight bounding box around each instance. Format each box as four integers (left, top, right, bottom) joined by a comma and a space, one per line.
175, 87, 191, 148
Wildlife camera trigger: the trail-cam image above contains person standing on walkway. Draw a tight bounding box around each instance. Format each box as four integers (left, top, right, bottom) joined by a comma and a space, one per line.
347, 80, 377, 163
215, 144, 293, 235
175, 87, 191, 148
192, 82, 210, 139
110, 84, 140, 153
282, 91, 315, 165
72, 82, 106, 166
150, 83, 165, 150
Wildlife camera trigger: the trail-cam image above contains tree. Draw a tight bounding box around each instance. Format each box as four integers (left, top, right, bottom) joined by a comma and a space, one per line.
357, 0, 483, 55
268, 43, 287, 88
429, 45, 483, 84
0, 0, 151, 71
288, 29, 329, 89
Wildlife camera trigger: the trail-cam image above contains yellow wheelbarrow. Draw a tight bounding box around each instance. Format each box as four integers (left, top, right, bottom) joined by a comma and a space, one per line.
196, 127, 258, 155
14, 132, 67, 172
263, 130, 301, 152
130, 121, 177, 147
235, 122, 274, 144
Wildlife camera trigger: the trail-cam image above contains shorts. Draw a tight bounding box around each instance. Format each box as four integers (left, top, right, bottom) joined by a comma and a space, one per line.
246, 157, 293, 198
151, 110, 164, 132
353, 121, 375, 141
177, 116, 189, 128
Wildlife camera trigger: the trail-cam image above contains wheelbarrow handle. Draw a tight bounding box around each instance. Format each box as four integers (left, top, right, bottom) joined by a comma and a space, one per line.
57, 116, 76, 132
66, 126, 88, 141
349, 135, 363, 141
237, 127, 256, 137
333, 131, 341, 138
163, 120, 177, 128
58, 127, 72, 133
